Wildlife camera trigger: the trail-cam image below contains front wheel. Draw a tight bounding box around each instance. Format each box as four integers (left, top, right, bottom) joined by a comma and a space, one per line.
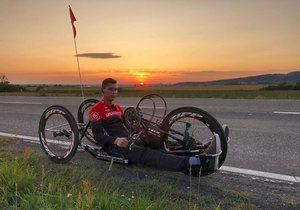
161, 107, 228, 170
39, 105, 79, 163
77, 98, 99, 143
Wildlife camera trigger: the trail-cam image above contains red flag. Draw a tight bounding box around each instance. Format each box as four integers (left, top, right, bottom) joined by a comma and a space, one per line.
69, 5, 77, 38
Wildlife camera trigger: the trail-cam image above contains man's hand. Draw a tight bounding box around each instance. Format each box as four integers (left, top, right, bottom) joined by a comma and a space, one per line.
114, 137, 129, 148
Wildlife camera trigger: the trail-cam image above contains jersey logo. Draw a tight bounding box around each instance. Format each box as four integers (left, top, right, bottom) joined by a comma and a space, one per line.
106, 111, 122, 118
90, 111, 100, 121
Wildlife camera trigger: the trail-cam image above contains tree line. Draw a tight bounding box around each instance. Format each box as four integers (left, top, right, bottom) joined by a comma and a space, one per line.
260, 82, 300, 90
0, 74, 24, 92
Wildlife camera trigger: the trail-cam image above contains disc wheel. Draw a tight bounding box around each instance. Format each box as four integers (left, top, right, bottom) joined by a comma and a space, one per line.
39, 105, 79, 163
77, 98, 99, 143
161, 107, 228, 170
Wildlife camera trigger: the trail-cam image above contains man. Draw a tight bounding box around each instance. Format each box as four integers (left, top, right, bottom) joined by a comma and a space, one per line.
89, 78, 221, 175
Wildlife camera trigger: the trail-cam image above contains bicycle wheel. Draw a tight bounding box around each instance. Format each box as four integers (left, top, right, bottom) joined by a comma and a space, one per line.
123, 107, 142, 132
39, 105, 79, 163
77, 98, 99, 143
136, 94, 167, 124
161, 107, 228, 168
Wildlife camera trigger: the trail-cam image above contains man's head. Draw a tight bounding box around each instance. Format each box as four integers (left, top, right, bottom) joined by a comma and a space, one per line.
101, 78, 118, 102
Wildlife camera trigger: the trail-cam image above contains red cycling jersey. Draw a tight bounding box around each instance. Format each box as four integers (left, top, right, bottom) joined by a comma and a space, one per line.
89, 99, 123, 122
89, 99, 129, 147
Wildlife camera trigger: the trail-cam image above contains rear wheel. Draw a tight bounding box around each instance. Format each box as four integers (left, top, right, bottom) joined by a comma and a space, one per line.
39, 105, 79, 163
161, 107, 228, 170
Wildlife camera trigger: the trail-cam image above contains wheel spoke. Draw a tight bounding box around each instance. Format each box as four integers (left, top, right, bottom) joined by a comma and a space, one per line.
164, 111, 216, 151
39, 106, 79, 163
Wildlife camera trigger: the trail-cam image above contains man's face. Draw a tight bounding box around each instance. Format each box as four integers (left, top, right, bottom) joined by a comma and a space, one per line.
102, 83, 118, 101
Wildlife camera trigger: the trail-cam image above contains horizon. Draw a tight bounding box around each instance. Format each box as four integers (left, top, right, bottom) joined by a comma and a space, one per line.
4, 69, 299, 85
10, 70, 299, 86
1, 0, 299, 84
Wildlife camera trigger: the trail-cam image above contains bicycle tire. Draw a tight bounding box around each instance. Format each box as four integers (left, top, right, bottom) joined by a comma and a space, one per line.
161, 107, 228, 169
77, 98, 99, 143
39, 105, 79, 163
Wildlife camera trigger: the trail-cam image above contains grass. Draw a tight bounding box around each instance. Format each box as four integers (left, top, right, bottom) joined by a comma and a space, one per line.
0, 136, 11, 146
0, 137, 259, 209
220, 191, 257, 210
282, 198, 300, 209
0, 150, 175, 209
0, 85, 300, 99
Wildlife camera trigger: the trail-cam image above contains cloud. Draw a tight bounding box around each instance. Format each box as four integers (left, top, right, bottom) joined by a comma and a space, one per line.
75, 53, 121, 59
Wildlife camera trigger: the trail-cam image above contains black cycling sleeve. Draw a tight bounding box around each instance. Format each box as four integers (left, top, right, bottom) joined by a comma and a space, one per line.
90, 120, 117, 147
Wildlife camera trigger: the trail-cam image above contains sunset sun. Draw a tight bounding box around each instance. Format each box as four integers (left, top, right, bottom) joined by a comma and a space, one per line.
129, 70, 150, 84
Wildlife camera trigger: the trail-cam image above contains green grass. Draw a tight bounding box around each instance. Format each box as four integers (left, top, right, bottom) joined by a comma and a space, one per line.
282, 198, 300, 209
0, 142, 259, 209
0, 136, 12, 146
0, 150, 174, 210
0, 85, 299, 99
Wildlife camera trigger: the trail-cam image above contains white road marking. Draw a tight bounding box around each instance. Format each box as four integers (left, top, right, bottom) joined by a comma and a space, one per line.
0, 101, 42, 105
0, 131, 69, 146
22, 138, 84, 151
23, 139, 41, 144
220, 166, 299, 183
0, 131, 299, 183
274, 111, 300, 115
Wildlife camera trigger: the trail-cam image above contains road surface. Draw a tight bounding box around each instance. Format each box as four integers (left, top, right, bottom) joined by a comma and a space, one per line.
0, 96, 299, 177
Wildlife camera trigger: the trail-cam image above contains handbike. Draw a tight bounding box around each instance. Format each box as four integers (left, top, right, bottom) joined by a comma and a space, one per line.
38, 94, 229, 176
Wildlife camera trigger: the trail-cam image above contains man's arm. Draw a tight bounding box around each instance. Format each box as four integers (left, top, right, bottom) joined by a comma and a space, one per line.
89, 106, 129, 148
90, 120, 117, 147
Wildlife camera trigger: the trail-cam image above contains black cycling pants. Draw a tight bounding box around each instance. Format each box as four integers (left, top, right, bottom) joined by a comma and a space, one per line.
110, 145, 190, 172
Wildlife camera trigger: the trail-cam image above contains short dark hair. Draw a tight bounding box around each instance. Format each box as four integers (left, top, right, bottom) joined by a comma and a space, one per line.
102, 78, 117, 89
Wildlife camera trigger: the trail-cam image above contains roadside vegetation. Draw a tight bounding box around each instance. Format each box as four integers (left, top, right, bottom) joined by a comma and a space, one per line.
1, 73, 299, 99
0, 75, 25, 92
0, 137, 259, 210
260, 82, 300, 91
0, 84, 300, 99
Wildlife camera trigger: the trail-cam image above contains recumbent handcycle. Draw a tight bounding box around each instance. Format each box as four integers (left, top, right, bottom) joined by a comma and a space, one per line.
38, 94, 229, 176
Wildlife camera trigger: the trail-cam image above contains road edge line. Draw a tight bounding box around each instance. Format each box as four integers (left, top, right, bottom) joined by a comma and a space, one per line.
0, 131, 299, 183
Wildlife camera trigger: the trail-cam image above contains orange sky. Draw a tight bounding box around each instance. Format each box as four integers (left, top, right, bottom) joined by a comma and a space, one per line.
0, 0, 299, 84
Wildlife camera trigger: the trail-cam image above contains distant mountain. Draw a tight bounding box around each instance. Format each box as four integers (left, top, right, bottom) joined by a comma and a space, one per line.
174, 71, 300, 86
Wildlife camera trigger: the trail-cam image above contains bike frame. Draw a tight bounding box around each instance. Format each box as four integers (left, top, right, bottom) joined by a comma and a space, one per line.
75, 117, 221, 164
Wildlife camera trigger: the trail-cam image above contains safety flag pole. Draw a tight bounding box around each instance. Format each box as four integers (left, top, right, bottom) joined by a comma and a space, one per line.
69, 5, 85, 100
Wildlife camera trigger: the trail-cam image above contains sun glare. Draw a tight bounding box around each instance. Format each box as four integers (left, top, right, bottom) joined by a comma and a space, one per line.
130, 69, 150, 84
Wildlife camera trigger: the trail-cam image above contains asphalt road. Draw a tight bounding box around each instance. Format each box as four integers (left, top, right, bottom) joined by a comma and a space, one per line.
0, 96, 299, 177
